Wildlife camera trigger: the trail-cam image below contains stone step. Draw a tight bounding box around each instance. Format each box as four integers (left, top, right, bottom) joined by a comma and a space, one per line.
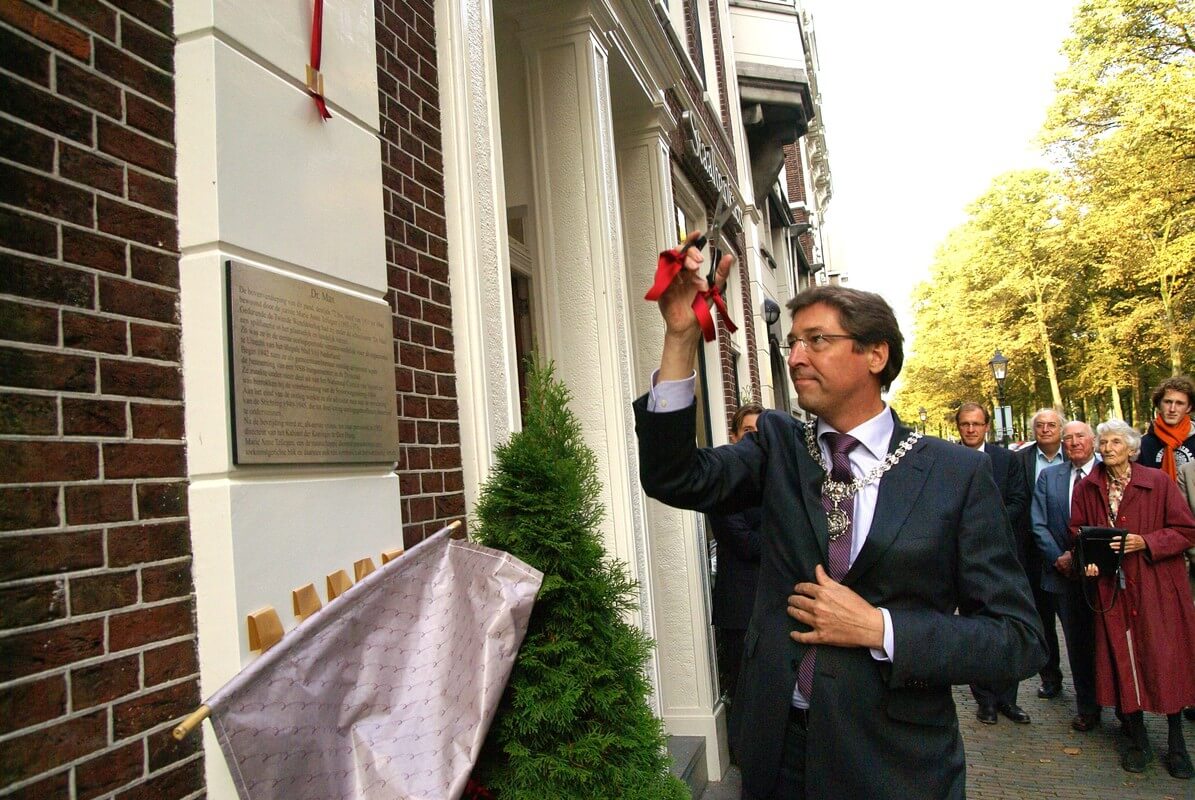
667, 734, 708, 799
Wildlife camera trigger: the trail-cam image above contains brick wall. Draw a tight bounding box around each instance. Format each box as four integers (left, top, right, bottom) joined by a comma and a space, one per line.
0, 1, 202, 798
783, 142, 814, 263
375, 0, 464, 549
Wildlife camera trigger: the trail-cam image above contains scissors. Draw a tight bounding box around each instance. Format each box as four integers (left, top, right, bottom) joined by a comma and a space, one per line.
680, 194, 736, 287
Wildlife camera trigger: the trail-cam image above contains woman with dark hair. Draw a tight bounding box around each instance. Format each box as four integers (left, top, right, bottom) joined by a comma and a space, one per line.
1073, 420, 1195, 778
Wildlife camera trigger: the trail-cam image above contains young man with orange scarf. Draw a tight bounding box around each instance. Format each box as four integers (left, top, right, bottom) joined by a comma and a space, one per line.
1139, 376, 1195, 479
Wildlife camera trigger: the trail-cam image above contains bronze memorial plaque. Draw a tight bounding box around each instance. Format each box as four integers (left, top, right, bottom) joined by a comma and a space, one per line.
227, 260, 399, 464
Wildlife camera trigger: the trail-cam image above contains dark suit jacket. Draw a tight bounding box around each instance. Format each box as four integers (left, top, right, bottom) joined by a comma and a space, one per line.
710, 506, 761, 630
1031, 461, 1081, 593
984, 444, 1028, 537
634, 399, 1046, 800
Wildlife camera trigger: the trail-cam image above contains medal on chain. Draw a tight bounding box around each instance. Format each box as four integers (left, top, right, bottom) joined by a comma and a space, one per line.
803, 422, 922, 540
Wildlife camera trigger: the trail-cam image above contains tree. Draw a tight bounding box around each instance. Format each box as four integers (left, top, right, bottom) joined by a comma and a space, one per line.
471, 361, 688, 800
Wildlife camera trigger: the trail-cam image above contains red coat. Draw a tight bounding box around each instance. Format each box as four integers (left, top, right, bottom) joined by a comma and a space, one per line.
1069, 463, 1195, 714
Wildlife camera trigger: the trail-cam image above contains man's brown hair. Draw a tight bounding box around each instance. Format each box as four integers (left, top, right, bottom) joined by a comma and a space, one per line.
731, 402, 765, 436
1150, 375, 1195, 410
954, 402, 990, 425
787, 286, 904, 391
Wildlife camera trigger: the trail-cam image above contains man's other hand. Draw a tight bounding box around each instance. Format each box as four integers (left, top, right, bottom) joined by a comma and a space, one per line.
787, 564, 885, 649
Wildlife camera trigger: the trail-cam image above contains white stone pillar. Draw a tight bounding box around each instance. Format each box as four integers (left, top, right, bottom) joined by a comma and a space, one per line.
436, 0, 522, 511
618, 122, 729, 780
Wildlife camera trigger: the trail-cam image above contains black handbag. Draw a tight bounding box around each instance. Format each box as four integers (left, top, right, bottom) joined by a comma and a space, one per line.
1075, 526, 1128, 612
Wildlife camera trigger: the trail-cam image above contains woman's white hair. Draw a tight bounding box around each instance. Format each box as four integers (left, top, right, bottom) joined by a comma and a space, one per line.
1095, 419, 1142, 456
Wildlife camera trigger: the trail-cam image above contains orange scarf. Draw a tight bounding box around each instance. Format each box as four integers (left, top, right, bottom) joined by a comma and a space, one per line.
1151, 413, 1192, 480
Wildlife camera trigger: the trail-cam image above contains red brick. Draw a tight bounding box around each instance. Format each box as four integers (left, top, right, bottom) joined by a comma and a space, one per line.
66, 483, 134, 524
108, 0, 173, 36
103, 443, 184, 478
0, 392, 57, 435
63, 311, 128, 355
0, 299, 57, 346
0, 530, 103, 579
125, 94, 172, 140
0, 206, 57, 258
0, 254, 95, 308
0, 711, 107, 785
99, 277, 177, 324
0, 483, 60, 533
100, 359, 181, 400
127, 169, 175, 214
0, 24, 51, 86
4, 771, 70, 800
56, 59, 123, 116
96, 196, 176, 251
0, 115, 54, 170
129, 247, 177, 289
0, 580, 67, 629
0, 440, 98, 483
98, 119, 174, 179
75, 741, 143, 800
146, 721, 200, 771
62, 397, 127, 436
0, 162, 95, 226
60, 0, 117, 40
61, 227, 128, 275
140, 560, 191, 602
72, 570, 140, 616
115, 759, 203, 800
94, 39, 170, 106
136, 482, 187, 519
0, 1, 91, 61
112, 670, 197, 738
59, 141, 125, 195
0, 72, 94, 145
109, 600, 193, 653
120, 15, 172, 72
0, 674, 67, 736
0, 619, 105, 681
130, 323, 179, 361
108, 521, 189, 567
130, 403, 183, 439
143, 641, 198, 687
70, 654, 140, 709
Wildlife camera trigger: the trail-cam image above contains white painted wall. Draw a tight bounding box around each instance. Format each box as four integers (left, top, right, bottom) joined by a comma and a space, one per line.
174, 3, 397, 797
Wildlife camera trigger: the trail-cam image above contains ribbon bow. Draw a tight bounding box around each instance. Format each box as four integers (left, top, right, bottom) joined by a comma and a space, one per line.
644, 248, 737, 343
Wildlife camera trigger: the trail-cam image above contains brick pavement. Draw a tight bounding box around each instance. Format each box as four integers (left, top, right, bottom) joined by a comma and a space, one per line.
701, 623, 1193, 799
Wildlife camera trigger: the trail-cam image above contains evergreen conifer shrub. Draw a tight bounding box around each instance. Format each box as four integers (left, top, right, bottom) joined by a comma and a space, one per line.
472, 361, 689, 800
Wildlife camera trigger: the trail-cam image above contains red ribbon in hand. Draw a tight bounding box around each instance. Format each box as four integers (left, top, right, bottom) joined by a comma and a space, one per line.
309, 0, 332, 120
645, 248, 737, 343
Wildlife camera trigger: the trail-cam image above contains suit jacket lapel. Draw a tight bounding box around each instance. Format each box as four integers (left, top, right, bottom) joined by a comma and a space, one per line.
794, 421, 831, 562
846, 417, 932, 583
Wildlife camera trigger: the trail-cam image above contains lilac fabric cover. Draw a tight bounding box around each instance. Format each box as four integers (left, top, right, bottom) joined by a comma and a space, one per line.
206, 526, 542, 800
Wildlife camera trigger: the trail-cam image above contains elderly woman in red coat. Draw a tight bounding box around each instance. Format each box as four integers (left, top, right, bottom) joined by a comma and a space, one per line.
1072, 419, 1195, 779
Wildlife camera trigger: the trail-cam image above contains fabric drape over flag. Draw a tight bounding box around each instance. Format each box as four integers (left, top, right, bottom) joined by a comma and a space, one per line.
204, 526, 542, 800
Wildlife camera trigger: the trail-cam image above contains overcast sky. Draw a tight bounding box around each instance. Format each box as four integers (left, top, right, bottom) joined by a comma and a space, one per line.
801, 0, 1081, 351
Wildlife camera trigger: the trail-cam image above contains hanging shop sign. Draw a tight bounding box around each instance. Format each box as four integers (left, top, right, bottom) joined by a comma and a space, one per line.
680, 111, 744, 233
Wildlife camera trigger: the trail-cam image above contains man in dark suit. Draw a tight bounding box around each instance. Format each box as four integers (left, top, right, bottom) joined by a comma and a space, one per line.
1014, 409, 1067, 698
634, 241, 1046, 800
955, 403, 1031, 725
1031, 420, 1100, 731
711, 402, 764, 703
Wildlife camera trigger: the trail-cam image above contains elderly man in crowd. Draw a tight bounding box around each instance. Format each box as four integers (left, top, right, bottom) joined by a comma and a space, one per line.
1031, 421, 1100, 732
1015, 409, 1068, 699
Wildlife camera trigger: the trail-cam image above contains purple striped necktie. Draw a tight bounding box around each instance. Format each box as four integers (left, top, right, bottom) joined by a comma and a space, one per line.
797, 431, 859, 701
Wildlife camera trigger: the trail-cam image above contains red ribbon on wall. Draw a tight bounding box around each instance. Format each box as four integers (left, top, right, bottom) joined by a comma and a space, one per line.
644, 249, 737, 343
308, 0, 332, 120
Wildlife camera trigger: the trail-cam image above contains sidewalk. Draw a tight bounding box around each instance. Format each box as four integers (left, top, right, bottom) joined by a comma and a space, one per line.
700, 628, 1192, 799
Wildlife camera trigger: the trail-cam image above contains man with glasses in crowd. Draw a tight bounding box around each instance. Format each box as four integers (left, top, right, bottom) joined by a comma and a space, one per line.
1015, 409, 1068, 700
633, 239, 1045, 800
954, 403, 1031, 726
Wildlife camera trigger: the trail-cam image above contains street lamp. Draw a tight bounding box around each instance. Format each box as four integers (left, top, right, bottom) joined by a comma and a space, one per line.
988, 349, 1010, 445
918, 407, 927, 434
